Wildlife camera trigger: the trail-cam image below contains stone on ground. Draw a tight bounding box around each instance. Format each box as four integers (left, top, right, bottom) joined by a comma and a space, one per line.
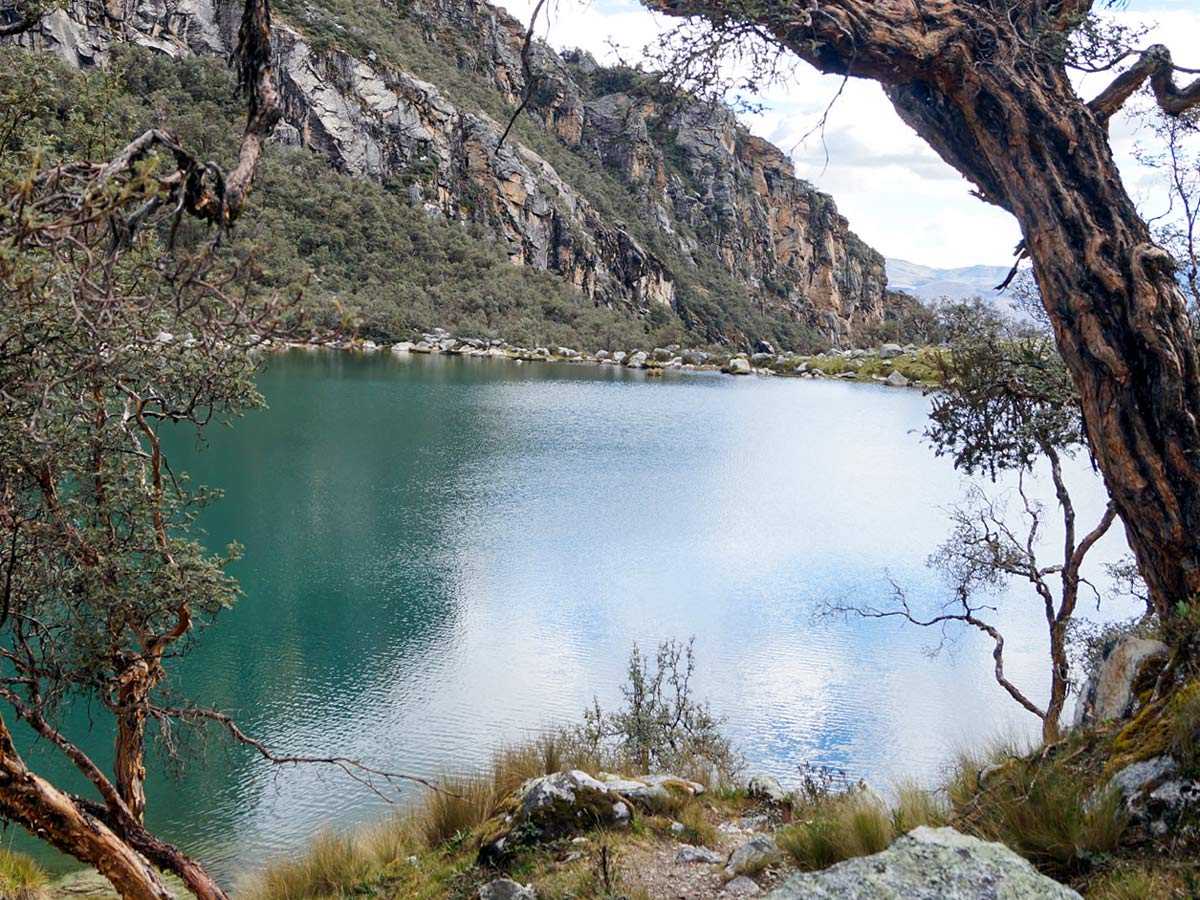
677, 845, 724, 865
747, 774, 786, 803
765, 827, 1082, 899
479, 878, 536, 900
725, 836, 782, 877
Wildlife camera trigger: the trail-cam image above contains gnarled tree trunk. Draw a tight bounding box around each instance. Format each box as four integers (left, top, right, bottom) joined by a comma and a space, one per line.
887, 60, 1200, 631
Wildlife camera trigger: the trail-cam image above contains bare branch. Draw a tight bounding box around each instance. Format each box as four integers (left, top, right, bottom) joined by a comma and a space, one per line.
148, 705, 447, 801
1089, 44, 1200, 123
495, 0, 548, 154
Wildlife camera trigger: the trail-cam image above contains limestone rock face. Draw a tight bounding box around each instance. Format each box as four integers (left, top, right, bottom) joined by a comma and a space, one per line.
12, 0, 892, 345
766, 827, 1083, 899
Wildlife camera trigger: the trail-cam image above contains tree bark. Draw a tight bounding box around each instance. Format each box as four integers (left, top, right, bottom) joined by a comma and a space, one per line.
886, 62, 1200, 629
0, 717, 174, 900
649, 0, 1200, 631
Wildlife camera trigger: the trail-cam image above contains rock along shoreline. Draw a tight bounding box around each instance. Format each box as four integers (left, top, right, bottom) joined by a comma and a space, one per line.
268, 329, 940, 389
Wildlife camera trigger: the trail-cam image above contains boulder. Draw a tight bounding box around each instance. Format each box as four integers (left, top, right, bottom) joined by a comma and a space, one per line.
885, 371, 910, 387
612, 351, 627, 364
626, 350, 649, 369
479, 878, 536, 900
726, 836, 783, 877
651, 347, 673, 361
750, 352, 774, 365
677, 845, 724, 864
879, 343, 904, 359
1087, 755, 1178, 814
754, 340, 777, 355
1073, 636, 1169, 728
1137, 778, 1200, 835
727, 358, 752, 375
727, 875, 762, 895
682, 350, 709, 365
765, 827, 1082, 899
597, 774, 703, 811
478, 771, 630, 863
747, 774, 787, 804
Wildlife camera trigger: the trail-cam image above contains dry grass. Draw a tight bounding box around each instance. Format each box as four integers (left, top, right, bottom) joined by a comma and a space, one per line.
777, 776, 950, 874
241, 832, 375, 900
948, 742, 1127, 877
417, 772, 499, 848
1087, 866, 1189, 900
890, 782, 949, 834
0, 850, 47, 900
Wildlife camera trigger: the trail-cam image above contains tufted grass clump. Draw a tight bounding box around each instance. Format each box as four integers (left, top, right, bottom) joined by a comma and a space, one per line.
241, 832, 376, 900
949, 746, 1127, 877
1088, 866, 1185, 900
417, 773, 501, 848
0, 849, 47, 900
891, 782, 949, 834
778, 787, 900, 871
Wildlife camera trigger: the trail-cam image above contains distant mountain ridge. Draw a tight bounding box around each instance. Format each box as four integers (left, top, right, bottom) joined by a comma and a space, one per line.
886, 258, 1014, 301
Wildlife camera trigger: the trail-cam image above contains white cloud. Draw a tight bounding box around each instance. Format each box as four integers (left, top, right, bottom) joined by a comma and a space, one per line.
496, 0, 1200, 270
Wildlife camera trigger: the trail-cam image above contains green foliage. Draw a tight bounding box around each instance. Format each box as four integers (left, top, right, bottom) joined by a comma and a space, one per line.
925, 300, 1082, 478
0, 46, 272, 726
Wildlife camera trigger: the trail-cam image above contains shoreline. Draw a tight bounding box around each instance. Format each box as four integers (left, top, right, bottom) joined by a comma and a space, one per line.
268, 333, 940, 389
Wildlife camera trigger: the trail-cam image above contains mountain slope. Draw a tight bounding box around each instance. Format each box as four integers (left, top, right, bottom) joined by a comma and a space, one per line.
12, 0, 901, 350
886, 258, 1012, 302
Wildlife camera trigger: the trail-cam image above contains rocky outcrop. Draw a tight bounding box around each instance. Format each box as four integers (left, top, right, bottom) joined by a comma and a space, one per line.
766, 827, 1083, 899
478, 770, 631, 863
10, 0, 891, 347
1073, 636, 1169, 729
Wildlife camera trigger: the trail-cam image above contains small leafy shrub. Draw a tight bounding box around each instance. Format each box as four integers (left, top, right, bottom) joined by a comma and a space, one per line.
575, 638, 741, 785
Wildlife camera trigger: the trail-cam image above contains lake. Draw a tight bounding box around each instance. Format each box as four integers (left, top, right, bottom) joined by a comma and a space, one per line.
16, 350, 1136, 883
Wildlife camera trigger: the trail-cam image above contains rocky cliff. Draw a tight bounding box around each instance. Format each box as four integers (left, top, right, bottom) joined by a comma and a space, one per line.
12, 0, 894, 348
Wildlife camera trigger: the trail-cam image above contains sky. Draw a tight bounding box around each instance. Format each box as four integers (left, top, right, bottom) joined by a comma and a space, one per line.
493, 0, 1200, 270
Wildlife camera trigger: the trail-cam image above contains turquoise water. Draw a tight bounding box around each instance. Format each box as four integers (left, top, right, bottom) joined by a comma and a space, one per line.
15, 351, 1134, 883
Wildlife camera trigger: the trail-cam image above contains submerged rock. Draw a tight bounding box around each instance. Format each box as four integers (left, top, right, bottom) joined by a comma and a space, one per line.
765, 827, 1082, 899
